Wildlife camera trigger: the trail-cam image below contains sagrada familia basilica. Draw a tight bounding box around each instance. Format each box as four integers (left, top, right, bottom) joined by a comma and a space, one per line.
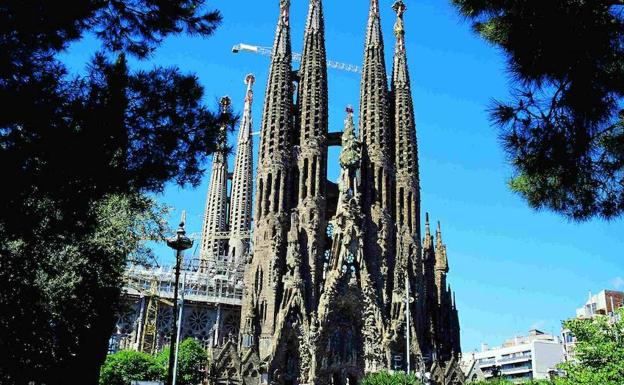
112, 0, 464, 384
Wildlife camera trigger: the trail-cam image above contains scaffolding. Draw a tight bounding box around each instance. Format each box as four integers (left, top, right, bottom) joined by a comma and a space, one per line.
123, 255, 246, 308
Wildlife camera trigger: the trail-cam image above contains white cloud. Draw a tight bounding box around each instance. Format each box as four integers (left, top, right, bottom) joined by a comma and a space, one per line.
612, 276, 624, 289
530, 320, 546, 330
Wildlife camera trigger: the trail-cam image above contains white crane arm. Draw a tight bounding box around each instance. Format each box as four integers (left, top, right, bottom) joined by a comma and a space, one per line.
232, 43, 360, 74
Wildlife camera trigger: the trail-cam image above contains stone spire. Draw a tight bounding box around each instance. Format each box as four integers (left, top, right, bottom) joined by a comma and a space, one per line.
200, 96, 231, 267
392, 0, 420, 238
257, 0, 294, 168
359, 0, 395, 310
295, 0, 329, 311
434, 221, 448, 308
424, 213, 432, 247
435, 221, 448, 274
228, 75, 256, 265
422, 212, 437, 356
391, 0, 422, 327
241, 0, 294, 358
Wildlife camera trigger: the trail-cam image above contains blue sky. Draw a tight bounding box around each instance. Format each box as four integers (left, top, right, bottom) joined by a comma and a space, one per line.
60, 0, 624, 353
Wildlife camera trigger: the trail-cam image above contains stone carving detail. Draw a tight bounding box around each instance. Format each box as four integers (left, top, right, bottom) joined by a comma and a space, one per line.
211, 1, 463, 384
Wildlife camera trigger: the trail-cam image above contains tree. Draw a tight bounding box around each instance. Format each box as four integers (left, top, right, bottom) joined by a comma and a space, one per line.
99, 350, 165, 385
0, 1, 234, 384
452, 0, 624, 220
558, 309, 624, 385
156, 338, 209, 385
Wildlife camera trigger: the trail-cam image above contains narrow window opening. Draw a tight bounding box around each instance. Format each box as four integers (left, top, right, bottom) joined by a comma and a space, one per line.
274, 170, 282, 212
407, 192, 413, 232
265, 174, 272, 217
311, 156, 318, 197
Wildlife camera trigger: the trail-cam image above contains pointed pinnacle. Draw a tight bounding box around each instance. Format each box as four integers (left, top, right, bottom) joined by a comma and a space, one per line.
240, 74, 255, 138
425, 212, 431, 236
306, 0, 323, 32
371, 0, 379, 15
436, 221, 443, 245
280, 0, 291, 24
365, 0, 383, 47
220, 96, 231, 113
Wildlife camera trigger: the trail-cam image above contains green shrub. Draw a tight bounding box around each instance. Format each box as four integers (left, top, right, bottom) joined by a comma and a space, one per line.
156, 338, 208, 385
100, 338, 208, 385
99, 350, 164, 385
362, 371, 419, 385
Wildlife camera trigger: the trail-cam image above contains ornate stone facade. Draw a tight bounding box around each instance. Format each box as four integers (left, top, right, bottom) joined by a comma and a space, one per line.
210, 1, 463, 385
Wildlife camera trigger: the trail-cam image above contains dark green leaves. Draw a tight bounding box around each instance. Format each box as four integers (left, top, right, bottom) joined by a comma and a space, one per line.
453, 0, 624, 220
0, 1, 229, 383
559, 309, 624, 385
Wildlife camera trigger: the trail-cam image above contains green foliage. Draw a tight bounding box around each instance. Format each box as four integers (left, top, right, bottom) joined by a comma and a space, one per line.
362, 371, 420, 385
99, 350, 164, 385
452, 0, 624, 220
0, 1, 233, 384
557, 309, 624, 385
156, 338, 209, 385
1, 193, 167, 381
99, 339, 208, 385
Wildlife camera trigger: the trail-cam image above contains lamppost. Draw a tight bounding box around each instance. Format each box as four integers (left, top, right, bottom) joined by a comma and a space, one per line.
405, 275, 413, 374
172, 271, 187, 385
165, 212, 193, 385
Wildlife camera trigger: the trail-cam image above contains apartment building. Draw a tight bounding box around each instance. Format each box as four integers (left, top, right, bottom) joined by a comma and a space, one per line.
462, 330, 565, 383
562, 289, 624, 361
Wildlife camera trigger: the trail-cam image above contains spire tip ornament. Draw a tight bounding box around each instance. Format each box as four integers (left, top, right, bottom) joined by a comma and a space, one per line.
393, 1, 406, 39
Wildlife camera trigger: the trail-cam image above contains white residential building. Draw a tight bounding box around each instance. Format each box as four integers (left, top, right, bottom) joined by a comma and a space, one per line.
562, 289, 624, 361
462, 330, 565, 383
575, 290, 624, 319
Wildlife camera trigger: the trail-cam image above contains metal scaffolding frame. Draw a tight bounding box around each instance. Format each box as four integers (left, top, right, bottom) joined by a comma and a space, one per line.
123, 256, 245, 308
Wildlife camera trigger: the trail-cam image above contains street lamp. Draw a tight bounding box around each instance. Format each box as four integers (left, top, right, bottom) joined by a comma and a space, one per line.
165, 212, 194, 385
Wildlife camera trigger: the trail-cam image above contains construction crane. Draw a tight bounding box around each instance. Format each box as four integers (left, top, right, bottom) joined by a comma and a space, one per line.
232, 43, 360, 74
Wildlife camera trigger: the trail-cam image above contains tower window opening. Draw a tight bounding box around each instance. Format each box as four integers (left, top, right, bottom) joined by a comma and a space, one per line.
311, 156, 318, 197
265, 174, 272, 217
407, 192, 413, 231
275, 170, 282, 212
377, 167, 383, 204
293, 168, 300, 207
385, 172, 391, 208
399, 188, 405, 226
257, 179, 264, 220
